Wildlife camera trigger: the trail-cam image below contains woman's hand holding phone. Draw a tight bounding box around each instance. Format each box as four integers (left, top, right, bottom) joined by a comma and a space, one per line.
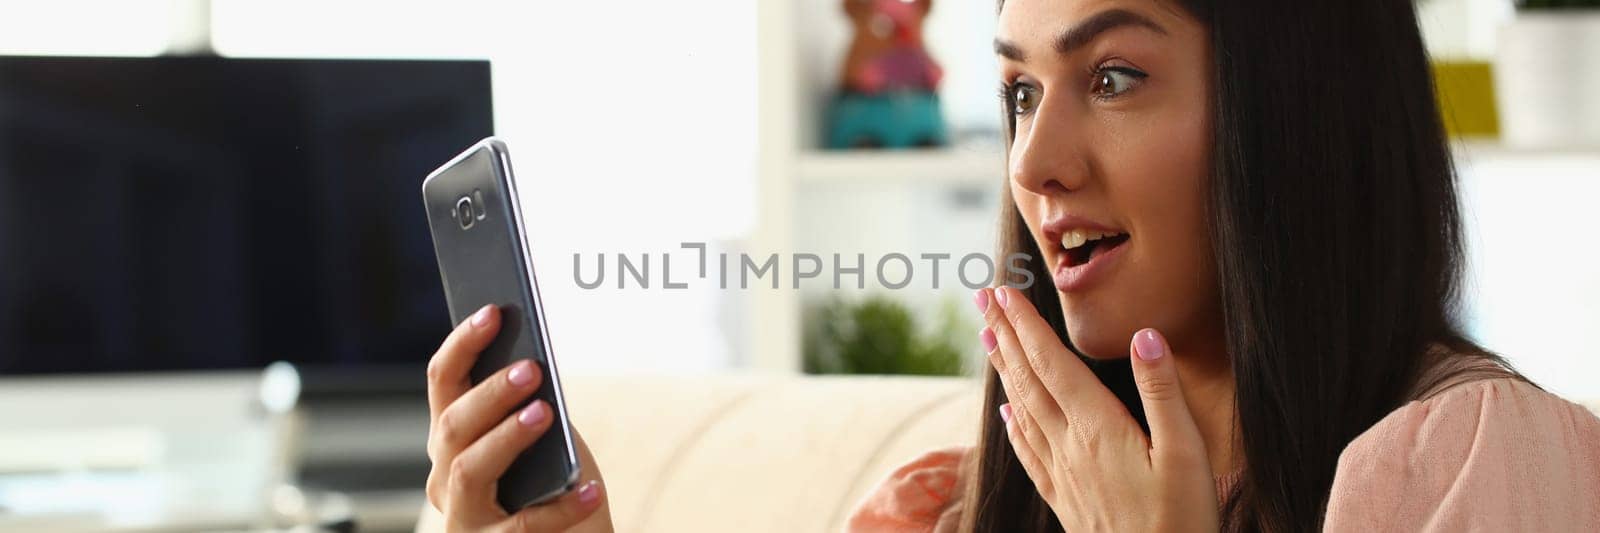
425, 304, 614, 532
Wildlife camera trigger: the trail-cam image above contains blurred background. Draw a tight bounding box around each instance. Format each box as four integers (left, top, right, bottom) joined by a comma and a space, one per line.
1, 0, 1597, 531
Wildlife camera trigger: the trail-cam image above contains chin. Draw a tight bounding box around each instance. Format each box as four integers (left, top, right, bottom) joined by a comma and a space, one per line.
1062, 319, 1135, 361
1058, 292, 1139, 360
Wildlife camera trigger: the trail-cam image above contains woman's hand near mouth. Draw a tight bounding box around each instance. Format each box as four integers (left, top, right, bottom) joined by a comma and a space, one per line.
974, 286, 1220, 532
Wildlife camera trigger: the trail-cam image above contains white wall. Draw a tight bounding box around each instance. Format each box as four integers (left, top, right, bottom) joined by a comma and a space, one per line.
0, 0, 174, 56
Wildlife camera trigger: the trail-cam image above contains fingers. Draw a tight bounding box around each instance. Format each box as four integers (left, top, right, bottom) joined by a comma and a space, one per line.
429, 305, 502, 422
992, 286, 1122, 417
977, 287, 1069, 438
997, 391, 1054, 482
1128, 328, 1206, 465
434, 359, 544, 460
993, 286, 1071, 386
448, 400, 555, 514
499, 480, 606, 533
1001, 403, 1055, 501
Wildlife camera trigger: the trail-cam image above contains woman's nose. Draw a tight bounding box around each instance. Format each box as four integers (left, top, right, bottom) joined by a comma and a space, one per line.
1008, 105, 1087, 196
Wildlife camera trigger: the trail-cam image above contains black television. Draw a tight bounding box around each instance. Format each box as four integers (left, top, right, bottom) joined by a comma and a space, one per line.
0, 55, 493, 376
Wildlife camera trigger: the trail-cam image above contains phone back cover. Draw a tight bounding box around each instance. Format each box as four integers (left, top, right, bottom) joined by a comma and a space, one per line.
420, 139, 578, 511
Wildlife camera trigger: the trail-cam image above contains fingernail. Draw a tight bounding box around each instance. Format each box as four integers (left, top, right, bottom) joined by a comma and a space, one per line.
995, 287, 1010, 310
472, 305, 493, 327
973, 290, 989, 313
999, 403, 1012, 424
979, 328, 997, 352
1134, 328, 1166, 361
577, 480, 602, 506
518, 401, 547, 426
508, 360, 535, 386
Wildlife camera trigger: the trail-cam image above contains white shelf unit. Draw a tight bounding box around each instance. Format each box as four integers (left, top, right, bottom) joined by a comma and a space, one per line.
1453, 139, 1600, 161
796, 148, 1005, 184
752, 0, 1008, 372
751, 0, 799, 372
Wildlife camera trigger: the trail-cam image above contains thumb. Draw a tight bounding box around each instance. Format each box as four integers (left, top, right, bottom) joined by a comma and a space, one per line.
1129, 328, 1206, 460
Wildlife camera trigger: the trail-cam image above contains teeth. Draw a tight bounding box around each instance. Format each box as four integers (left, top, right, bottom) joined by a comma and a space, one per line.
1061, 230, 1087, 250
1060, 229, 1122, 250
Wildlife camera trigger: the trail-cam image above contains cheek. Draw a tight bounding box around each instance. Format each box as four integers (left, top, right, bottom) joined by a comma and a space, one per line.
1010, 180, 1046, 234
1145, 103, 1214, 294
1129, 111, 1210, 267
1011, 180, 1040, 213
1065, 106, 1214, 358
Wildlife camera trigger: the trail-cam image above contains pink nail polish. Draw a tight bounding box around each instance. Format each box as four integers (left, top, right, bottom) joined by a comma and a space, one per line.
979, 328, 997, 352
472, 305, 493, 327
1134, 329, 1166, 361
995, 287, 1010, 309
999, 403, 1012, 424
518, 401, 547, 426
974, 290, 989, 313
508, 360, 535, 386
577, 480, 601, 506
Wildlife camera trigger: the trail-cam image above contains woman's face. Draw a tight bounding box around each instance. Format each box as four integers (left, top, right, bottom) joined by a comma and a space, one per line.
997, 0, 1218, 359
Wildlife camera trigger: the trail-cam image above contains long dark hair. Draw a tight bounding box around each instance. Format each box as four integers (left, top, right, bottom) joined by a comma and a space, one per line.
961, 1, 1522, 531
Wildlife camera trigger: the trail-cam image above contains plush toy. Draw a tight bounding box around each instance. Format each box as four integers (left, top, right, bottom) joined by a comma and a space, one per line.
841, 0, 942, 93
827, 0, 948, 149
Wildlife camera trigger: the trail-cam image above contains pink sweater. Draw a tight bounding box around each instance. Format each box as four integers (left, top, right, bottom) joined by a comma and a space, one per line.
847, 378, 1600, 531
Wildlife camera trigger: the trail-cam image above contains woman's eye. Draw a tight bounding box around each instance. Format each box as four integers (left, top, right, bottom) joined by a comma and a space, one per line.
1090, 67, 1148, 99
1006, 83, 1040, 116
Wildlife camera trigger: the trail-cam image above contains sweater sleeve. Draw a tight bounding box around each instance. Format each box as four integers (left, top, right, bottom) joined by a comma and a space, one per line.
846, 446, 970, 533
1323, 378, 1600, 532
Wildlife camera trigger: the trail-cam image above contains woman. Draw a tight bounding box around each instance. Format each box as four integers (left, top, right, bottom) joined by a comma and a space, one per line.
423, 0, 1600, 531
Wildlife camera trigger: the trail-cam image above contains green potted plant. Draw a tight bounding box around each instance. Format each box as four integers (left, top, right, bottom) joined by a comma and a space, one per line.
1495, 0, 1600, 148
802, 295, 968, 376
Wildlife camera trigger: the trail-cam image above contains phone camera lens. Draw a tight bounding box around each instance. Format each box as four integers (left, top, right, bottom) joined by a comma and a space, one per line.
456, 196, 475, 229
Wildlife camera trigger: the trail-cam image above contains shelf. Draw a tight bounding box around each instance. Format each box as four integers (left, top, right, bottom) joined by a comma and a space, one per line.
796, 147, 1005, 184
1453, 139, 1600, 161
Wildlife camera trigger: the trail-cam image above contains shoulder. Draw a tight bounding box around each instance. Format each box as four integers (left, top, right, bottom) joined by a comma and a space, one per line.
1324, 377, 1600, 532
845, 446, 972, 533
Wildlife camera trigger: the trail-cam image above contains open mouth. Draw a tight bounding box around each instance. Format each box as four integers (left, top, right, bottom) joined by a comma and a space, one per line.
1061, 230, 1130, 267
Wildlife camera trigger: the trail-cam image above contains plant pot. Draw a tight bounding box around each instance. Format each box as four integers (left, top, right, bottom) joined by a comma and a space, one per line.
1494, 10, 1600, 149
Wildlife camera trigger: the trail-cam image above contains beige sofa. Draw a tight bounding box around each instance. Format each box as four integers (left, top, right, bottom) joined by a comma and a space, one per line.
417, 374, 983, 533
417, 374, 1600, 533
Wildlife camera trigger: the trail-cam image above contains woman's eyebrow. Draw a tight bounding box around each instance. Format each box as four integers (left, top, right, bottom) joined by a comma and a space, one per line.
994, 8, 1169, 63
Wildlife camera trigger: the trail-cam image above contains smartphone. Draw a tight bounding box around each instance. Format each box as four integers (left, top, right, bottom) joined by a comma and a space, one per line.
421, 137, 580, 511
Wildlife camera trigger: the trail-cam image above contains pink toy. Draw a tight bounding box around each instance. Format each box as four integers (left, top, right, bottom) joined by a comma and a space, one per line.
841, 0, 943, 94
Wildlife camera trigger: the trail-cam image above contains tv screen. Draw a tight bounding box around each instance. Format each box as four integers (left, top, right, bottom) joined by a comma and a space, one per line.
0, 56, 492, 374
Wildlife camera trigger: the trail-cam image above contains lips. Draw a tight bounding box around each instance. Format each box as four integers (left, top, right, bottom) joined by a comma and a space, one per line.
1060, 229, 1130, 267
1042, 216, 1129, 292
